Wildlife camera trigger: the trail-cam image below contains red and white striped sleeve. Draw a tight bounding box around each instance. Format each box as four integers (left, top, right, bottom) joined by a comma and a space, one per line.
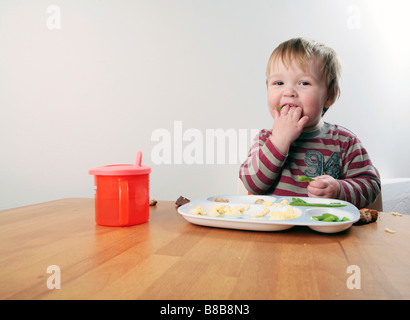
338, 134, 381, 208
239, 129, 286, 194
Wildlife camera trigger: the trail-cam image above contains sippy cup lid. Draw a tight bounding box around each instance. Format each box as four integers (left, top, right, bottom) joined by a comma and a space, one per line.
88, 151, 151, 176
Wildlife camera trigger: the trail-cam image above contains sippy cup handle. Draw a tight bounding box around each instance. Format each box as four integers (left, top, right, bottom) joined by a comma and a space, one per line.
118, 179, 129, 226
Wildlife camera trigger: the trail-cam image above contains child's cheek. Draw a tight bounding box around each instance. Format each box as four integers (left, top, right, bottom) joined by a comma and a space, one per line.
267, 92, 279, 118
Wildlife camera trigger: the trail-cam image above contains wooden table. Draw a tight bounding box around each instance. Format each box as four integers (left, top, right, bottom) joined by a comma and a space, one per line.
1, 198, 409, 300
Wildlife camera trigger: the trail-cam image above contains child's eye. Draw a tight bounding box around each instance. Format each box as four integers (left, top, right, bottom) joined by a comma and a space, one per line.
273, 81, 284, 86
299, 81, 311, 86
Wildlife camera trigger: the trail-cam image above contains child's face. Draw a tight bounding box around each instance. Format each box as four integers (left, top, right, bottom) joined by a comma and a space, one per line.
267, 57, 334, 131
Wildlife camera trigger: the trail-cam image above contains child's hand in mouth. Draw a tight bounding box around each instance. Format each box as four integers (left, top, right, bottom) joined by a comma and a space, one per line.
270, 104, 309, 154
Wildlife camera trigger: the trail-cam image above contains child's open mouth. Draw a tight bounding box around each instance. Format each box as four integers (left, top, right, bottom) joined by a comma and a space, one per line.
282, 103, 299, 108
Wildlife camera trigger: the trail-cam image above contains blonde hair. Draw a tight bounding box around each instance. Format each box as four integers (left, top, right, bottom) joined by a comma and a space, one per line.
266, 37, 342, 110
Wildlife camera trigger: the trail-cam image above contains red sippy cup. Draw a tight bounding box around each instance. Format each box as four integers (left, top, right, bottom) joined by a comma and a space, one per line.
89, 152, 151, 227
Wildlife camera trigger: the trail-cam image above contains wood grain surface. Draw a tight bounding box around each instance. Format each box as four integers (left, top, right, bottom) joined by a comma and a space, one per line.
1, 198, 409, 300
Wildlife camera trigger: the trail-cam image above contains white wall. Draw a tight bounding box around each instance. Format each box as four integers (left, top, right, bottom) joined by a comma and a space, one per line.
1, 0, 409, 210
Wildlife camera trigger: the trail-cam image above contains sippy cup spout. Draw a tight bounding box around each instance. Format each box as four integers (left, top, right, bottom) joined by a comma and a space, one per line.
136, 151, 142, 167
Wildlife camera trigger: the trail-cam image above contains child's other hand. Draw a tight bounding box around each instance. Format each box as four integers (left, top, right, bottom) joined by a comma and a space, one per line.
307, 175, 343, 200
270, 105, 309, 154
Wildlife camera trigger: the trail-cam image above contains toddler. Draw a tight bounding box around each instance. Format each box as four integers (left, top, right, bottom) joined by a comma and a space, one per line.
239, 37, 381, 208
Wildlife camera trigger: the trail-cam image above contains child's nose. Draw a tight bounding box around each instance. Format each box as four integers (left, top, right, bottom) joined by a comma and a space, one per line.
283, 86, 297, 97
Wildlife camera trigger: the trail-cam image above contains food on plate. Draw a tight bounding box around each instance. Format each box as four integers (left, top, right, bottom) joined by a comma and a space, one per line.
149, 199, 157, 206
251, 206, 270, 218
190, 204, 250, 217
175, 196, 190, 206
269, 206, 299, 220
356, 208, 378, 224
251, 201, 298, 220
189, 205, 205, 215
216, 205, 250, 217
311, 213, 350, 222
224, 205, 250, 216
290, 197, 347, 207
180, 195, 360, 233
263, 200, 273, 206
209, 204, 227, 216
214, 198, 229, 203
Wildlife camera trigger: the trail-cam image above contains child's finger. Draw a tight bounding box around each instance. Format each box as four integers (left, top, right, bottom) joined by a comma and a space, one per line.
308, 178, 327, 188
272, 108, 280, 120
290, 106, 303, 119
298, 115, 309, 129
280, 104, 290, 115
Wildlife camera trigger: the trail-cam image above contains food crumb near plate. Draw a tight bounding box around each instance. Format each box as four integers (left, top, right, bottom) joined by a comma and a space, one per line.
356, 208, 378, 224
149, 199, 157, 206
392, 212, 403, 217
176, 196, 190, 206
384, 227, 396, 234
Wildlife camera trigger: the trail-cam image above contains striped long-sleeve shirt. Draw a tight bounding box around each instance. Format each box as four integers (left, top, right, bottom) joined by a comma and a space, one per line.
239, 122, 381, 208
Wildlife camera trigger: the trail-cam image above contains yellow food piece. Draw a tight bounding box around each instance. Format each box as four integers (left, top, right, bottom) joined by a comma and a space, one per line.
188, 202, 299, 220
189, 206, 206, 215
225, 205, 250, 216
392, 212, 403, 217
269, 206, 298, 220
207, 204, 250, 217
384, 227, 396, 234
209, 204, 226, 217
251, 206, 270, 218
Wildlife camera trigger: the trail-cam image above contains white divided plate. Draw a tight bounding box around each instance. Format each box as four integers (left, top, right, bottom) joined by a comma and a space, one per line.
177, 195, 360, 234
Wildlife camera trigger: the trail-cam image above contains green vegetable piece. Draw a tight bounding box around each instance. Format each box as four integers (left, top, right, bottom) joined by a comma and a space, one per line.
289, 197, 347, 208
291, 197, 307, 205
312, 213, 350, 222
322, 213, 337, 221
275, 106, 282, 111
297, 175, 315, 182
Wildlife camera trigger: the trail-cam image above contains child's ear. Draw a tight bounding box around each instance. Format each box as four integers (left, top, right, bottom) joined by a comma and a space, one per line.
324, 98, 334, 110
324, 89, 337, 109
322, 91, 337, 116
